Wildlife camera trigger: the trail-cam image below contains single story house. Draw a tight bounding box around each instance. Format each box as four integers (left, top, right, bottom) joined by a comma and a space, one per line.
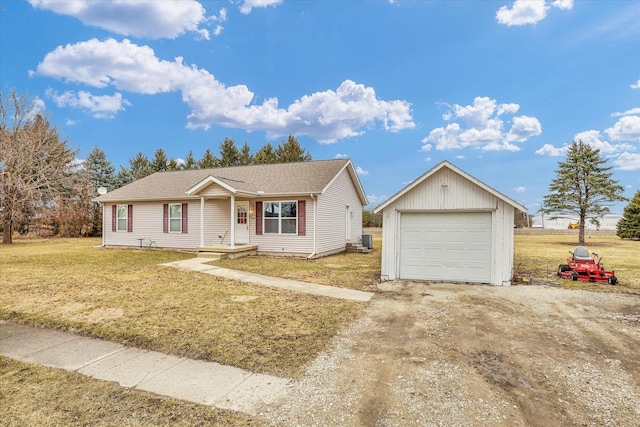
373, 161, 526, 286
95, 159, 367, 258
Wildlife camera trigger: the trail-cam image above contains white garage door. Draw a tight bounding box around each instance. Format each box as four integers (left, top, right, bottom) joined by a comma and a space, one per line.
399, 212, 492, 283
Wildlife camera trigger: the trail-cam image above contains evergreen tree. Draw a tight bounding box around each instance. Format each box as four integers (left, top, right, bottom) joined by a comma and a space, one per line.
84, 146, 115, 191
617, 190, 640, 240
253, 143, 277, 164
83, 146, 116, 236
276, 135, 312, 162
182, 150, 198, 170
541, 140, 626, 244
150, 148, 169, 172
167, 158, 180, 171
113, 166, 135, 188
238, 141, 253, 165
129, 152, 152, 180
218, 137, 240, 167
198, 148, 218, 169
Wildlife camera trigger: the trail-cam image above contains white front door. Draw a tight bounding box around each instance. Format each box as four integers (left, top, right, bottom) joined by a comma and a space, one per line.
235, 201, 249, 244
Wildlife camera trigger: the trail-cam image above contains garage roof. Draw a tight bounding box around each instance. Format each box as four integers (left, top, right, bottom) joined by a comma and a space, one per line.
374, 160, 527, 214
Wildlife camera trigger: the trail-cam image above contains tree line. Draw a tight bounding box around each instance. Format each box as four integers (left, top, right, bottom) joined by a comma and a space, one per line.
1, 90, 311, 243
102, 135, 312, 189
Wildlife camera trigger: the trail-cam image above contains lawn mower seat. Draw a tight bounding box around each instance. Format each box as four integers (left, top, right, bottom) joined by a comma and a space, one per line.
572, 246, 593, 261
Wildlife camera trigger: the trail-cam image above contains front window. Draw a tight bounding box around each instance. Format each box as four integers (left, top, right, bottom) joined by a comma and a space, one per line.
169, 203, 182, 232
264, 201, 297, 234
116, 205, 127, 232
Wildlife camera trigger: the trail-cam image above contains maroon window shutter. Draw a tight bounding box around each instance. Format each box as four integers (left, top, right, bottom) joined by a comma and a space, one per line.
127, 205, 133, 232
112, 205, 117, 232
182, 203, 188, 234
163, 204, 169, 233
255, 201, 263, 235
298, 200, 306, 236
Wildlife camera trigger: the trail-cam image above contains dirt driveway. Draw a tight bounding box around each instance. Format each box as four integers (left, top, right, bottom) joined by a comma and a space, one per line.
265, 282, 640, 426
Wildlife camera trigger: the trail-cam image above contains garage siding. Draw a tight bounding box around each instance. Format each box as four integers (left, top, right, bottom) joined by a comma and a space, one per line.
377, 163, 522, 286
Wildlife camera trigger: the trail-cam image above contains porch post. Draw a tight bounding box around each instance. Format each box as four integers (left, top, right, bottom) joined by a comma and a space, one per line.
200, 196, 205, 247
230, 194, 235, 249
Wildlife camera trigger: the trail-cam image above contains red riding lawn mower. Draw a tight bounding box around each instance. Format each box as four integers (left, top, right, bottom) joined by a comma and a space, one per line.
557, 246, 618, 285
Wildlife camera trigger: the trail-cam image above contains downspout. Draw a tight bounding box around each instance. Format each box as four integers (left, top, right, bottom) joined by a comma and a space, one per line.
307, 193, 317, 259
100, 203, 107, 247
200, 196, 205, 247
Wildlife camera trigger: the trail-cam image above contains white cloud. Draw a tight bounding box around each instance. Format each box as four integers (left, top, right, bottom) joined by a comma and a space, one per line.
632, 79, 640, 89
496, 0, 572, 27
46, 89, 130, 118
35, 38, 414, 142
537, 125, 639, 169
605, 115, 640, 142
28, 0, 208, 39
506, 115, 543, 142
552, 0, 573, 10
612, 107, 640, 117
335, 153, 348, 159
65, 119, 78, 126
515, 186, 526, 193
366, 194, 388, 207
355, 166, 369, 176
574, 130, 618, 153
535, 143, 568, 156
239, 0, 283, 15
422, 96, 541, 152
613, 152, 640, 171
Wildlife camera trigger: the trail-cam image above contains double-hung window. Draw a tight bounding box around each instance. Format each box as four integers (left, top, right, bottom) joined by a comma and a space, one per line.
116, 205, 128, 232
264, 201, 297, 234
169, 203, 182, 233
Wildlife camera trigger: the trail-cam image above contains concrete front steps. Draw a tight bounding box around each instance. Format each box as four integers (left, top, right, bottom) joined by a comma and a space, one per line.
197, 244, 258, 260
345, 242, 372, 254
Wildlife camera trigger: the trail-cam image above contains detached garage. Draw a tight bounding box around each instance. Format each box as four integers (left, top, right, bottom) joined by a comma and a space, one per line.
374, 161, 526, 286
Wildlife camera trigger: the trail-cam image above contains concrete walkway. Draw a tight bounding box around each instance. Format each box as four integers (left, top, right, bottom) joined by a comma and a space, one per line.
162, 258, 375, 302
0, 320, 289, 416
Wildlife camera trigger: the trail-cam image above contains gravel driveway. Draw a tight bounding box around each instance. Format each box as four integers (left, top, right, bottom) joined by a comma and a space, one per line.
264, 282, 640, 426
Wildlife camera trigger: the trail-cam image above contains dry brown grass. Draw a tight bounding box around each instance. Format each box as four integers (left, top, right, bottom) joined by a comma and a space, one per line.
0, 356, 259, 426
214, 235, 381, 292
514, 233, 640, 292
0, 238, 362, 378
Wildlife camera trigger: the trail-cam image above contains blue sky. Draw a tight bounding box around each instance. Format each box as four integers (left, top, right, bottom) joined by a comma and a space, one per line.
1, 0, 639, 213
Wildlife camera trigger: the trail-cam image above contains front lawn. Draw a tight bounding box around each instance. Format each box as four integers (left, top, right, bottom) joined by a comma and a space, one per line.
214, 235, 381, 292
0, 357, 257, 426
0, 238, 362, 378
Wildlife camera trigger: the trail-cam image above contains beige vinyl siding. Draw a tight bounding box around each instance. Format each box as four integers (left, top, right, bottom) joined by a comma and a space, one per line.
316, 168, 363, 255
248, 197, 314, 255
379, 167, 516, 285
202, 199, 232, 246
104, 201, 200, 249
198, 183, 232, 198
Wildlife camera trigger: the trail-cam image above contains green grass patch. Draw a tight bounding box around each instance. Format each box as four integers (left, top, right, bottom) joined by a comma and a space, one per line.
0, 357, 259, 426
0, 238, 362, 377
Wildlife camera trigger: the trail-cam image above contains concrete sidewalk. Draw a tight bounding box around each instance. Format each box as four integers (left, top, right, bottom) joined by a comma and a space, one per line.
0, 320, 289, 416
162, 258, 375, 302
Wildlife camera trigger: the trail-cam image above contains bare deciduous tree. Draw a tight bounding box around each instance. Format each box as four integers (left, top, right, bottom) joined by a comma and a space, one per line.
1, 90, 77, 243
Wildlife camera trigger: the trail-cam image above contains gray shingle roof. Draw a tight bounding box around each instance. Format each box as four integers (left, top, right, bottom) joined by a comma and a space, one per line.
95, 159, 364, 202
